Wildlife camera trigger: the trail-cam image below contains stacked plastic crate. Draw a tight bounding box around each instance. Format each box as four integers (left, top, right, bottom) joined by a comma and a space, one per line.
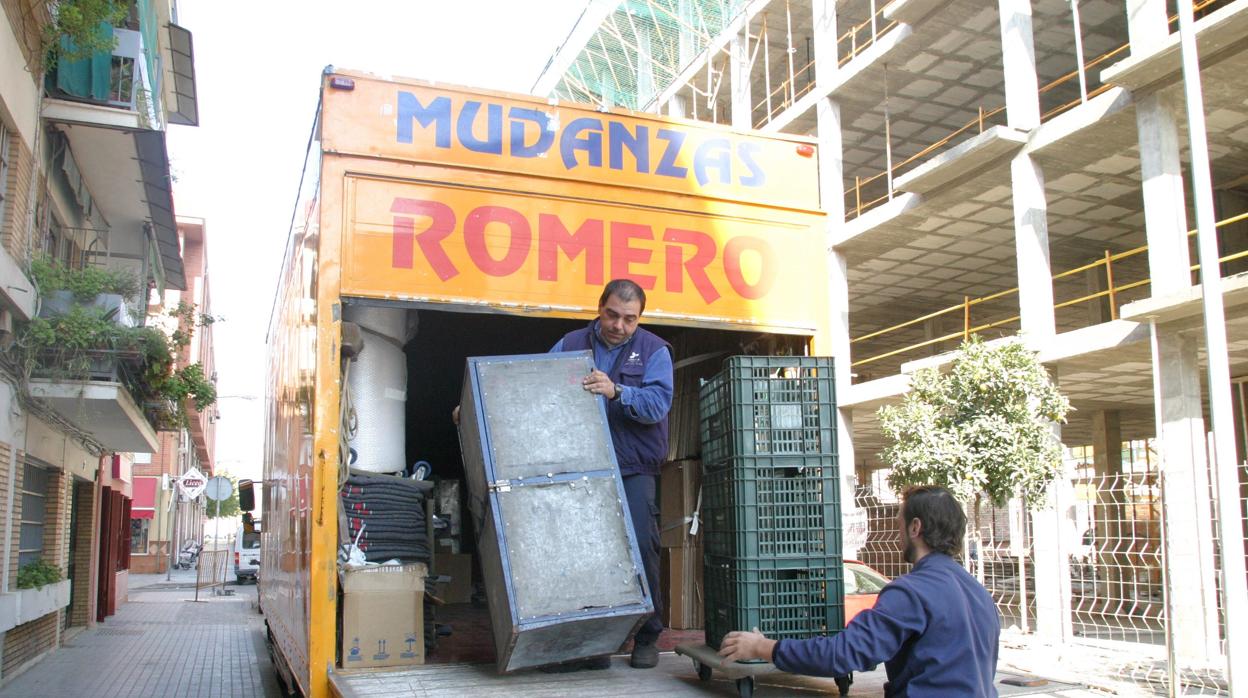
699, 356, 844, 648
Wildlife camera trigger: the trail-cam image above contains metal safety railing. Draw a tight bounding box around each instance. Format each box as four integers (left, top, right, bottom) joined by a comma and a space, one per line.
841, 0, 1226, 221
850, 211, 1248, 370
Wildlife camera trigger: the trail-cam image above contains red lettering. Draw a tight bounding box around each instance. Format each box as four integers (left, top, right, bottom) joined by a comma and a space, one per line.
391, 198, 457, 280
464, 206, 531, 277
610, 222, 656, 289
538, 214, 604, 284
723, 236, 776, 300
663, 228, 720, 304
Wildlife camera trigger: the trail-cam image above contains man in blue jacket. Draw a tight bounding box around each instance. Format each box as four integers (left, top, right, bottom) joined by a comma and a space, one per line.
717, 485, 1000, 696
550, 279, 674, 671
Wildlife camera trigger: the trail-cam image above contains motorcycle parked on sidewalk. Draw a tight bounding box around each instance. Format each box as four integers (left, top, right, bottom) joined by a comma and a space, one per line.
174, 541, 201, 570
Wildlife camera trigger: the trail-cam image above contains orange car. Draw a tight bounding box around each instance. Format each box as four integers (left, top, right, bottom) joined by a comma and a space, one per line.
845, 560, 890, 624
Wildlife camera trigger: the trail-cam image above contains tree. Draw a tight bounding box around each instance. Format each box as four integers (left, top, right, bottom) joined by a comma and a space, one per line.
878, 336, 1072, 509
205, 473, 240, 519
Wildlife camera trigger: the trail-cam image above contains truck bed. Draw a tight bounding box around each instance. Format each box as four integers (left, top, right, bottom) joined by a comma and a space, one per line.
327, 654, 1087, 697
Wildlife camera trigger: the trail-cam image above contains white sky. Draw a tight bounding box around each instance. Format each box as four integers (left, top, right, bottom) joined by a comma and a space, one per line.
165, 1, 591, 483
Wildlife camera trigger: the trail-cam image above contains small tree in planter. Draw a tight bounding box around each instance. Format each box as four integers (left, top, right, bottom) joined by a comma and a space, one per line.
878, 336, 1072, 570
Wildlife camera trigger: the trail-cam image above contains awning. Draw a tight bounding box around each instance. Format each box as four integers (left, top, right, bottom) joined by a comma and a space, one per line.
132, 476, 158, 519
41, 104, 188, 291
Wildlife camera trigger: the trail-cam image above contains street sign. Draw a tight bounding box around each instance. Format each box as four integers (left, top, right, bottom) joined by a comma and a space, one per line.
204, 476, 232, 502
177, 466, 207, 500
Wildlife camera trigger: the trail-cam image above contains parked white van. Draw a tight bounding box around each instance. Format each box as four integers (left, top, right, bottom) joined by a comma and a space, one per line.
234, 521, 261, 584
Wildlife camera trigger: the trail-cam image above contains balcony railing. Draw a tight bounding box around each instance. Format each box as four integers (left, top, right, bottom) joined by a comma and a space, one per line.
850, 211, 1248, 372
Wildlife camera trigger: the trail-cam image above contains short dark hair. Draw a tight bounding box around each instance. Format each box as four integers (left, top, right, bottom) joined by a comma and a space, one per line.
599, 279, 646, 314
901, 486, 966, 556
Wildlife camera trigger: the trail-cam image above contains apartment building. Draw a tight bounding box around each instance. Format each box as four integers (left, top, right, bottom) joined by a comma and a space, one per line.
538, 0, 1248, 691
0, 0, 199, 683
130, 217, 216, 575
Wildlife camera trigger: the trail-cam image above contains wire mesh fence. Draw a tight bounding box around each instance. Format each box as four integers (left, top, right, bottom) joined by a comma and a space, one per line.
855, 438, 1246, 695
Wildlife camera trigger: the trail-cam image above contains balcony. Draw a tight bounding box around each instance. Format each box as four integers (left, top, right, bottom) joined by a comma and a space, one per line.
40, 7, 198, 293
27, 350, 160, 453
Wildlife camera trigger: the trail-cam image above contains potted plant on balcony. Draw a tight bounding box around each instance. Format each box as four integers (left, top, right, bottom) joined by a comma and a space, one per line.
13, 265, 218, 432
31, 257, 143, 325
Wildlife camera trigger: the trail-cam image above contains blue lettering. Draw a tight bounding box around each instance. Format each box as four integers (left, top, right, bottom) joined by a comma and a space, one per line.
737, 142, 766, 187
560, 118, 603, 169
457, 101, 503, 154
509, 107, 554, 158
655, 129, 688, 179
694, 138, 732, 186
608, 122, 649, 173
396, 92, 451, 147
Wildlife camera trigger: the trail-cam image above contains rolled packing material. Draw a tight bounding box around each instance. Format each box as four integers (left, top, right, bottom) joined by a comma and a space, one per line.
344, 305, 409, 473
344, 304, 408, 343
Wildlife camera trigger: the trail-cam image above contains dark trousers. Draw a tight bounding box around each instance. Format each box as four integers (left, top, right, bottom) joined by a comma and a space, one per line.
622, 473, 663, 644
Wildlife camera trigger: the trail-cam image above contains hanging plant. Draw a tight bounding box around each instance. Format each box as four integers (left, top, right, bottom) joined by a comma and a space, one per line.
42, 0, 129, 65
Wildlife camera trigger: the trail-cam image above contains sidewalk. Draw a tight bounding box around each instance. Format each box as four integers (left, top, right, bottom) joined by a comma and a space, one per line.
0, 584, 281, 698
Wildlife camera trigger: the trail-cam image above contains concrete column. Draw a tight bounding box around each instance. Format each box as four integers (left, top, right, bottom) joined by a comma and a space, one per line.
1031, 367, 1074, 641
924, 317, 944, 356
1011, 155, 1057, 339
1128, 0, 1192, 294
812, 0, 857, 560
998, 0, 1054, 340
1137, 93, 1193, 294
1091, 411, 1125, 601
997, 0, 1041, 131
730, 29, 752, 129
1086, 267, 1109, 325
1149, 326, 1221, 661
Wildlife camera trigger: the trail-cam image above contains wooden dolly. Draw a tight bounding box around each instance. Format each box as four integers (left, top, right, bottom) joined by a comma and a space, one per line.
674, 643, 852, 697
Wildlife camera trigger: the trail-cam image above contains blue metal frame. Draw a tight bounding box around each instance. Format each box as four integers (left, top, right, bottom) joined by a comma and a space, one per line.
465, 350, 654, 631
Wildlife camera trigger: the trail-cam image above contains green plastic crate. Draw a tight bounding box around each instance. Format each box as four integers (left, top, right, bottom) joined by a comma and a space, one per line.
702, 454, 841, 559
703, 555, 845, 649
700, 356, 836, 466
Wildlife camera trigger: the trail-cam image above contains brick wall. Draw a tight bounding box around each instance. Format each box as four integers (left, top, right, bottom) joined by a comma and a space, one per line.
0, 0, 49, 72
0, 441, 9, 589
0, 124, 35, 262
67, 481, 94, 628
43, 471, 68, 571
6, 453, 22, 593
0, 612, 57, 680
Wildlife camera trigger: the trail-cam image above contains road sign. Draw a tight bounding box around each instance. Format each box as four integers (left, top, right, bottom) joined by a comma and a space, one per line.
177, 467, 207, 500
205, 476, 232, 502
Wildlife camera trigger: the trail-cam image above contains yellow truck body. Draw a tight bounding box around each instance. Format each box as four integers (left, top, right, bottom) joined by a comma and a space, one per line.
262, 69, 829, 697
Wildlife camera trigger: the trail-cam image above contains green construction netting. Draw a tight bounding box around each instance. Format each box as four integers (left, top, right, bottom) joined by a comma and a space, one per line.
551, 0, 749, 111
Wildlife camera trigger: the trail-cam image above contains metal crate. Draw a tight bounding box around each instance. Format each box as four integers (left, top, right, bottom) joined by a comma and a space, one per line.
702, 454, 841, 559
700, 356, 836, 466
458, 351, 653, 673
703, 555, 845, 649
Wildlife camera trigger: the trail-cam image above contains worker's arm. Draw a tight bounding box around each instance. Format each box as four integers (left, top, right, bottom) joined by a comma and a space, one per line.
719, 583, 926, 678
616, 346, 672, 424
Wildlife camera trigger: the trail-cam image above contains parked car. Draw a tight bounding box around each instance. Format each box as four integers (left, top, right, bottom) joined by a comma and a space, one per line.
845, 560, 890, 624
234, 522, 261, 584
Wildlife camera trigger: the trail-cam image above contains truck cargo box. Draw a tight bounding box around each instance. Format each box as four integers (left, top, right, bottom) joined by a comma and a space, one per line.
457, 351, 653, 672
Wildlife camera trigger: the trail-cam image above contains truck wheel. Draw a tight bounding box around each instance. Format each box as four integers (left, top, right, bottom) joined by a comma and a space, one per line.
736, 676, 754, 698
696, 661, 712, 681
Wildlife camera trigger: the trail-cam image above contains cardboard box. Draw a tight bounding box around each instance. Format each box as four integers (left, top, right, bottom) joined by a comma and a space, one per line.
660, 459, 701, 548
433, 552, 473, 604
341, 563, 426, 669
661, 545, 704, 630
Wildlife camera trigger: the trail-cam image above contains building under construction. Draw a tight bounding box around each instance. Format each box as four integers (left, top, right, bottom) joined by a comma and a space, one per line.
536, 0, 1248, 693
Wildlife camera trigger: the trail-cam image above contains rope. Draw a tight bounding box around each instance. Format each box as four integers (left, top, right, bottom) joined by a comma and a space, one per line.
338, 358, 357, 492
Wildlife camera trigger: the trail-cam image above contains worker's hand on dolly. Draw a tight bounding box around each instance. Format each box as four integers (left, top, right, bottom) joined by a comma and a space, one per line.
718, 628, 777, 664
582, 369, 619, 400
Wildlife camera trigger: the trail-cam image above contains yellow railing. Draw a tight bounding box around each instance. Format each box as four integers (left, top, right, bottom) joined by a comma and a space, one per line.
850, 211, 1248, 369
841, 0, 1224, 221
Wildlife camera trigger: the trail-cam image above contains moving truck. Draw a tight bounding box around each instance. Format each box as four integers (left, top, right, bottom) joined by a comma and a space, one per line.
261, 68, 831, 697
